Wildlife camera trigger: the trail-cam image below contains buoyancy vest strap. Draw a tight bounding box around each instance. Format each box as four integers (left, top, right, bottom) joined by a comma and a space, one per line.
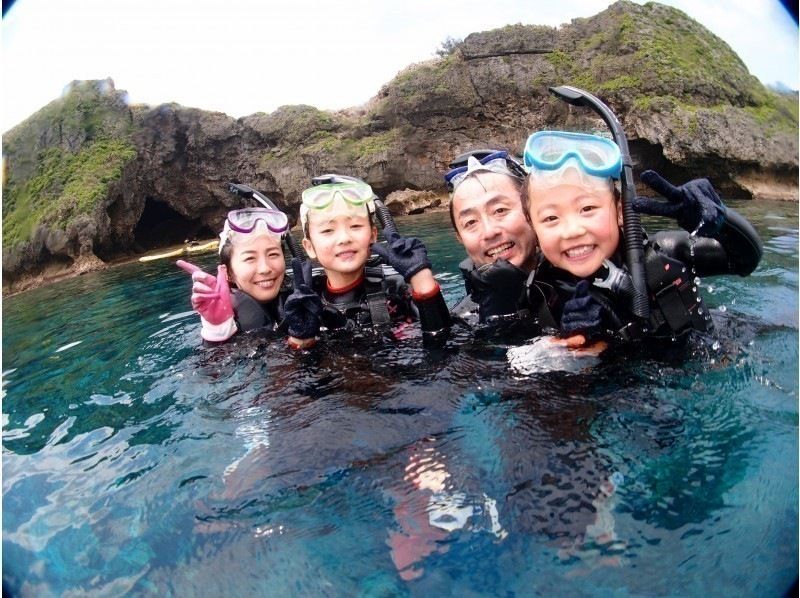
525, 276, 559, 329
644, 247, 711, 335
364, 266, 391, 325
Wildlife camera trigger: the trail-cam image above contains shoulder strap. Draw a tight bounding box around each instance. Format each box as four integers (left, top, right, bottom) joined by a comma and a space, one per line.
363, 265, 391, 325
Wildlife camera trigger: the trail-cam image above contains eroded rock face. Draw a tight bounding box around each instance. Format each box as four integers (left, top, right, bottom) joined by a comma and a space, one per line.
3, 1, 797, 292
384, 190, 446, 216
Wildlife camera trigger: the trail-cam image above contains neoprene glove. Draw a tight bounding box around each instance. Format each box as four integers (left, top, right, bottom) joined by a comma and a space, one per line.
561, 280, 603, 337
632, 170, 727, 237
283, 258, 323, 340
176, 260, 237, 342
371, 230, 432, 282
465, 259, 527, 321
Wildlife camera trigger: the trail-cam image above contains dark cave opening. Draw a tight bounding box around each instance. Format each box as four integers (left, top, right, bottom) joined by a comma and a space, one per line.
133, 197, 215, 251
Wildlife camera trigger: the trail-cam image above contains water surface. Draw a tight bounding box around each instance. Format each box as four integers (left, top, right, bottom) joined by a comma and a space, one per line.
3, 201, 797, 596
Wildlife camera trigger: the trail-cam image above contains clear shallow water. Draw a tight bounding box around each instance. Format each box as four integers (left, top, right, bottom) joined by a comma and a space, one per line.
3, 201, 797, 596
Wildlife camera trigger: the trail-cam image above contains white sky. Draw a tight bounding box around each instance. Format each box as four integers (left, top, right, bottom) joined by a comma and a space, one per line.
2, 0, 798, 132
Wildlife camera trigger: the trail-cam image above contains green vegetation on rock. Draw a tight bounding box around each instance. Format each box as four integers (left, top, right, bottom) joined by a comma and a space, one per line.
544, 1, 763, 107
3, 139, 137, 249
3, 79, 136, 250
304, 128, 400, 161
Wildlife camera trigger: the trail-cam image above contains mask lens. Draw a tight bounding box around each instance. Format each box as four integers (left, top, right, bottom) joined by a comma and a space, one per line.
579, 146, 607, 168
227, 208, 288, 233
445, 151, 521, 191
301, 183, 374, 209
525, 131, 621, 179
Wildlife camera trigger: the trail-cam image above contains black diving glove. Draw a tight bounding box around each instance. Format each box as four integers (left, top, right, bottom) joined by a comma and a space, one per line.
465, 259, 527, 321
283, 258, 323, 340
371, 230, 432, 282
632, 170, 727, 237
561, 280, 603, 337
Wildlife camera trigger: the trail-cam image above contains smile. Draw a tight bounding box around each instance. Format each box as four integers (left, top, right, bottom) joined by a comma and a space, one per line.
254, 278, 277, 288
563, 245, 595, 259
486, 241, 514, 258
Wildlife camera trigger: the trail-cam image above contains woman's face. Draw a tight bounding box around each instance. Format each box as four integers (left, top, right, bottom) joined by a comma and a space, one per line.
451, 172, 538, 271
228, 234, 286, 302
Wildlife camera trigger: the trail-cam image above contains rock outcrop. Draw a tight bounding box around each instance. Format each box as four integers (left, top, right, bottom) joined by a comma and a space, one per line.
3, 1, 797, 293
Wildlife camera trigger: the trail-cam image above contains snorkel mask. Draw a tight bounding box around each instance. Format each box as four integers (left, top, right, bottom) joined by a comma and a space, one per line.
444, 150, 527, 192
299, 178, 377, 237
224, 182, 303, 258
219, 207, 289, 253
524, 130, 622, 192
544, 85, 649, 319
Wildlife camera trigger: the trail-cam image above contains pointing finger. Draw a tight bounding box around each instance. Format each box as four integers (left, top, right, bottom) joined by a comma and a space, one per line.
640, 170, 680, 201
176, 259, 202, 275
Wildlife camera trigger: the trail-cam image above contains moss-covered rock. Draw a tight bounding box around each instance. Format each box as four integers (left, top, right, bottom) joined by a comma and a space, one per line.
3, 139, 136, 249
3, 1, 798, 292
2, 79, 138, 286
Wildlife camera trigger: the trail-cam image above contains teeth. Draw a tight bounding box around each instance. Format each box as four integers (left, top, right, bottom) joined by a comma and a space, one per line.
487, 242, 513, 258
565, 245, 593, 259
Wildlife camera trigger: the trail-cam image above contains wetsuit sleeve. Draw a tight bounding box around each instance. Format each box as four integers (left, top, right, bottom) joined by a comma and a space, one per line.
450, 294, 480, 328
411, 284, 451, 336
650, 207, 763, 277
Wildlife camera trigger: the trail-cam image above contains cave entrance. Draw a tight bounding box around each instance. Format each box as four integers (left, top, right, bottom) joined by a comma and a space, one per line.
133, 197, 215, 251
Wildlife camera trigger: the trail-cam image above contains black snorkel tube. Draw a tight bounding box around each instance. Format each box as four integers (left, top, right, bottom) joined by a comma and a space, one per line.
226, 182, 303, 259
548, 85, 650, 319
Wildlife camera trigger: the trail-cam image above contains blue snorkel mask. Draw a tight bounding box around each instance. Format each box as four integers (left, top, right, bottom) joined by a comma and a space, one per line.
524, 131, 622, 178
444, 150, 527, 192
524, 130, 623, 193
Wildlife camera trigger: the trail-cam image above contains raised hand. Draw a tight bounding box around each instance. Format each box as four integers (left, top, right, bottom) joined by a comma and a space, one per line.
176, 260, 237, 342
466, 259, 527, 320
632, 170, 726, 236
283, 258, 323, 342
371, 229, 432, 282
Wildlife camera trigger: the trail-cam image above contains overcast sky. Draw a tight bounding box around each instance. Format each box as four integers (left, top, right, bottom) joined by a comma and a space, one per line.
2, 0, 798, 132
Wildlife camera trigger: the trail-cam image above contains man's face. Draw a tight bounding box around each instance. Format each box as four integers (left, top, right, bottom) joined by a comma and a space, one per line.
451, 172, 537, 271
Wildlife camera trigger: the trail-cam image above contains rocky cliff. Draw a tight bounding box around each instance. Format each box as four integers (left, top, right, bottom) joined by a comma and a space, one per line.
3, 1, 797, 293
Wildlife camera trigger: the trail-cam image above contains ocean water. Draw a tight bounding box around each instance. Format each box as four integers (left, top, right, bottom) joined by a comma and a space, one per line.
2, 201, 797, 596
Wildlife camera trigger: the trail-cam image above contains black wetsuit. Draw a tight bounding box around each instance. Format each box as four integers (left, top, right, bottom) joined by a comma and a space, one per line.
311, 258, 451, 343
453, 207, 763, 342
231, 288, 288, 333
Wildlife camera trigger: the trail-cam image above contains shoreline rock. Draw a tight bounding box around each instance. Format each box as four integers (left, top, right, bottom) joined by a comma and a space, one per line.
3, 1, 797, 294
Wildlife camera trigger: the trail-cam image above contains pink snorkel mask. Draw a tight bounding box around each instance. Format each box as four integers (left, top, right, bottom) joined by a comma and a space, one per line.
219, 208, 289, 253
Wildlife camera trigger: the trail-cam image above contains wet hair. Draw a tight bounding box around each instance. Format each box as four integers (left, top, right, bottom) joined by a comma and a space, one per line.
449, 172, 525, 233
218, 241, 237, 287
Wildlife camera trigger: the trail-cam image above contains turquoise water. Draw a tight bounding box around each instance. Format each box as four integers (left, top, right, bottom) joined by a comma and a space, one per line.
3, 201, 797, 596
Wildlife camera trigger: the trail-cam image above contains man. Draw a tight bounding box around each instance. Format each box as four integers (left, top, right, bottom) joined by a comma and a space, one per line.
445, 150, 542, 326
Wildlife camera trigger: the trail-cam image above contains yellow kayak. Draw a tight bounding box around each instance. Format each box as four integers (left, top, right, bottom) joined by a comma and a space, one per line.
138, 240, 219, 262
